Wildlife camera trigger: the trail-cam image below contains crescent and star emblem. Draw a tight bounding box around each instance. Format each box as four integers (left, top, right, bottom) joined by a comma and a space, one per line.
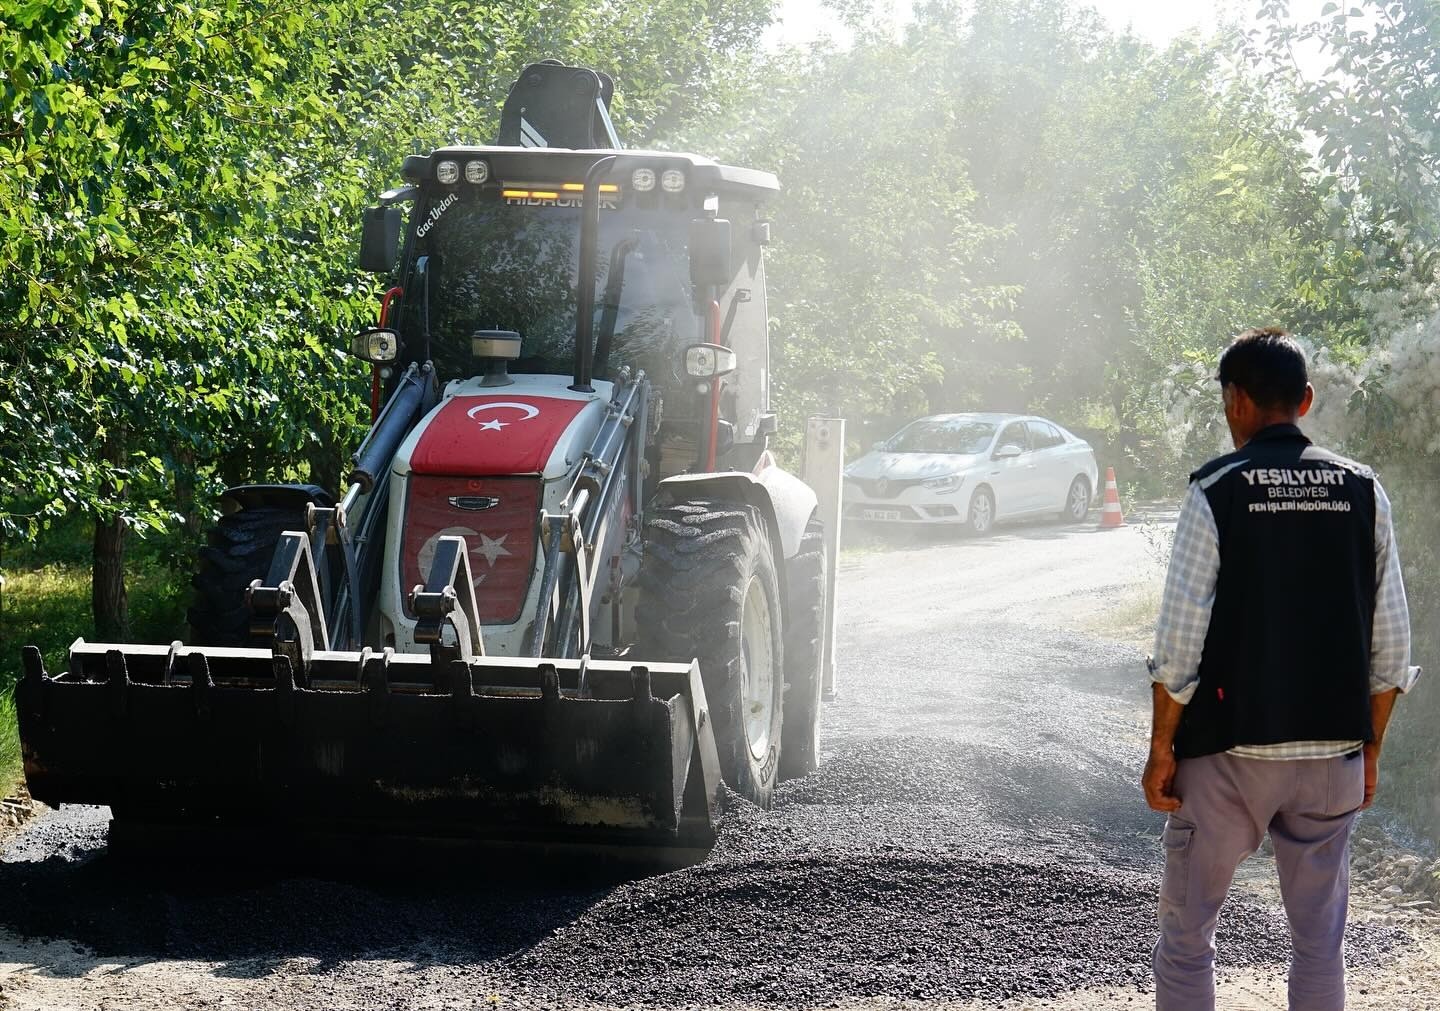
418, 527, 513, 589
467, 401, 541, 432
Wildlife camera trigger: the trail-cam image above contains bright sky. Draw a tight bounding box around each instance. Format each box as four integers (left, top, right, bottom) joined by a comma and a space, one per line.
765, 0, 1278, 49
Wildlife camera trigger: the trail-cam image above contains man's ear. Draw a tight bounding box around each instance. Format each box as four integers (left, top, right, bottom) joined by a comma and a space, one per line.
1297, 383, 1315, 419
1225, 383, 1253, 417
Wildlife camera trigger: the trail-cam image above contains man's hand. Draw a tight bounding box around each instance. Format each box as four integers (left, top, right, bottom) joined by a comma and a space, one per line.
1144, 683, 1185, 812
1361, 689, 1399, 812
1143, 747, 1182, 813
1361, 741, 1380, 810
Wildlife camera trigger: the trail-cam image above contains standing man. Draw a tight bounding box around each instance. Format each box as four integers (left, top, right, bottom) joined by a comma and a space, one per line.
1143, 328, 1420, 1011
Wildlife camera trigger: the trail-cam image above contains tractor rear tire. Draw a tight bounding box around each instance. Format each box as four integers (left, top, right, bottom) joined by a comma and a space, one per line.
779, 515, 826, 780
638, 500, 785, 808
187, 506, 308, 646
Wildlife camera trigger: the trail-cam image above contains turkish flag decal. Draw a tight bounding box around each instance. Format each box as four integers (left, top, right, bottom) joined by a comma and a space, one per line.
410, 395, 590, 476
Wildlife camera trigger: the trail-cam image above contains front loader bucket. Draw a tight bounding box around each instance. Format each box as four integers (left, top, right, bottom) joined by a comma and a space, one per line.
17, 641, 723, 866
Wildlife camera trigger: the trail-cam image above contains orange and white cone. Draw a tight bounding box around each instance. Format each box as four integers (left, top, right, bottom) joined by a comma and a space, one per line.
1099, 467, 1125, 528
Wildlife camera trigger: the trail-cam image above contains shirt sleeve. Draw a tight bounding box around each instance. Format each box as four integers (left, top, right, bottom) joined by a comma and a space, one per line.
1150, 481, 1220, 705
1370, 479, 1422, 694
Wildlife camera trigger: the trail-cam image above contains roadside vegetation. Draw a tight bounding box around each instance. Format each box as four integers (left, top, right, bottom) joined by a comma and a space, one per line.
4, 0, 1440, 839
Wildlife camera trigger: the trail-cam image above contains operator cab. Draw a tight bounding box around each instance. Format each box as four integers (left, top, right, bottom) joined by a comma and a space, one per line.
356, 62, 780, 476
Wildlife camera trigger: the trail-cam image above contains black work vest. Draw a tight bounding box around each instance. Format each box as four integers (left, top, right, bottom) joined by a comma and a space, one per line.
1174, 424, 1377, 759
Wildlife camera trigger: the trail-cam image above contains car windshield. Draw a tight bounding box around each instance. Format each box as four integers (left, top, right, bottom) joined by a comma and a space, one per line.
886, 419, 996, 454
404, 194, 697, 383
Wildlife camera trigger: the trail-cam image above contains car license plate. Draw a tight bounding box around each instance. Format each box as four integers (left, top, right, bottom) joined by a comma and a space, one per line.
862, 508, 903, 521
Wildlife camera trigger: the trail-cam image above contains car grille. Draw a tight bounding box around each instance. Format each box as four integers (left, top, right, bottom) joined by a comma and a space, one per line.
847, 476, 925, 499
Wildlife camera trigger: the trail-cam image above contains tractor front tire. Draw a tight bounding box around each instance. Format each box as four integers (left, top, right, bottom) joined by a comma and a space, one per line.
639, 500, 785, 808
779, 515, 826, 780
187, 506, 308, 646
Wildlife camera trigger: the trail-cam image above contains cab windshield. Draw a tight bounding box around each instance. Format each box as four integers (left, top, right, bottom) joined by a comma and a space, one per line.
404, 194, 697, 384
887, 419, 996, 455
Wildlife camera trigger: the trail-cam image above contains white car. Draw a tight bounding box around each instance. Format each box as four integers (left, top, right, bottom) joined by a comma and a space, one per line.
843, 413, 1100, 534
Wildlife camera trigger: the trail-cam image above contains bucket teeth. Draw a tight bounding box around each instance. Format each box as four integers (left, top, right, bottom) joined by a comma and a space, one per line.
189, 652, 214, 719
540, 663, 561, 704
631, 665, 652, 703
105, 650, 130, 716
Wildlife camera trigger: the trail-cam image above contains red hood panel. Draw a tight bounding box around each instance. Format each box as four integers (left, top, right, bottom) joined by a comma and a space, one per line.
409, 395, 590, 476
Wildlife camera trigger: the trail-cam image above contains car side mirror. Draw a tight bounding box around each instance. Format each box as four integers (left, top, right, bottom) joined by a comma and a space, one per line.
360, 206, 402, 273
689, 217, 732, 288
993, 444, 1023, 460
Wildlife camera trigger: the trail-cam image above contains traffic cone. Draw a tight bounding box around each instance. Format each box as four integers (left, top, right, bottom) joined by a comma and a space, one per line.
1099, 467, 1126, 528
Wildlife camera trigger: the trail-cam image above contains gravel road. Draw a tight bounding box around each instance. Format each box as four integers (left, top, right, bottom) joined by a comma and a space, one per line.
1, 512, 1434, 1010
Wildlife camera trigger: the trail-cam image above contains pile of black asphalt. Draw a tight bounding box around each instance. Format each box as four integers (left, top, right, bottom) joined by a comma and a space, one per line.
0, 617, 1409, 1006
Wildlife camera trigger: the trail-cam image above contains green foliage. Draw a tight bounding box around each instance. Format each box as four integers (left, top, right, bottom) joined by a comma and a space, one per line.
0, 557, 187, 798
0, 560, 189, 695
698, 39, 1020, 451
0, 0, 775, 545
0, 690, 16, 799
691, 1, 1383, 473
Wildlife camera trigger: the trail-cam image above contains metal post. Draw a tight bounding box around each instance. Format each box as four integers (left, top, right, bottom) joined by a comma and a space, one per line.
803, 417, 844, 700
571, 155, 616, 393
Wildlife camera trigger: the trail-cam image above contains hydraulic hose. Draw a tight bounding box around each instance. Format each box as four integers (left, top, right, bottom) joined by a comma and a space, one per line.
348, 362, 430, 493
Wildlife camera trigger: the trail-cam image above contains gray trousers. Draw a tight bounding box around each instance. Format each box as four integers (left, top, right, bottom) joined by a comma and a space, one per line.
1153, 750, 1365, 1011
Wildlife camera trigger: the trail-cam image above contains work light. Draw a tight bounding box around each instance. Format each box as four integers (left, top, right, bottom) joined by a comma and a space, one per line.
685, 343, 737, 378
631, 167, 656, 192
464, 159, 490, 184
435, 160, 460, 185
661, 169, 686, 194
350, 327, 400, 363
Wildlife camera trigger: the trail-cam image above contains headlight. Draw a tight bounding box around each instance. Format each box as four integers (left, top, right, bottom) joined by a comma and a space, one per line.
435, 159, 460, 185
661, 168, 686, 193
922, 474, 963, 493
464, 159, 490, 184
631, 167, 656, 192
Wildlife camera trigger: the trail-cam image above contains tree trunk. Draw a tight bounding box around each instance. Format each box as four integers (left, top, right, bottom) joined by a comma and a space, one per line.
92, 429, 129, 641
92, 512, 128, 641
174, 444, 202, 540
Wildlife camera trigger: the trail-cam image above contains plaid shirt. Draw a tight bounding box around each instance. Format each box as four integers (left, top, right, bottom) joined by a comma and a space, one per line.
1150, 475, 1421, 760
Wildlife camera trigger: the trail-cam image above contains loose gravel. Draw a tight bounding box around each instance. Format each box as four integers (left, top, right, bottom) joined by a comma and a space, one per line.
0, 730, 1409, 1007
0, 528, 1422, 1008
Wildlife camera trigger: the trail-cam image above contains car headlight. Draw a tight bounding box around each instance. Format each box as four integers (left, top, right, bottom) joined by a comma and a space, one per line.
922, 474, 964, 493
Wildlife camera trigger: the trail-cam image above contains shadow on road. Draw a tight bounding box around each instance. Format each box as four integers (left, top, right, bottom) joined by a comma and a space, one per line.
0, 842, 619, 976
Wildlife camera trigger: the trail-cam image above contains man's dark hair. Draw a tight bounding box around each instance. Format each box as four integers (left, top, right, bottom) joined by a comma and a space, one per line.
1217, 328, 1309, 410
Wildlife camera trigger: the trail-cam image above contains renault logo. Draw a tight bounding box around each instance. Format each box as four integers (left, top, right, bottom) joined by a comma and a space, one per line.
875, 478, 889, 496
448, 495, 500, 512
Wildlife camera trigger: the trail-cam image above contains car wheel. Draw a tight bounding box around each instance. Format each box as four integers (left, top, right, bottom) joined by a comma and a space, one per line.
1061, 476, 1090, 523
966, 486, 995, 536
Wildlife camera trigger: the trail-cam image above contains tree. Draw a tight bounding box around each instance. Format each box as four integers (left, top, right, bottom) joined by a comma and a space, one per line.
0, 0, 774, 635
